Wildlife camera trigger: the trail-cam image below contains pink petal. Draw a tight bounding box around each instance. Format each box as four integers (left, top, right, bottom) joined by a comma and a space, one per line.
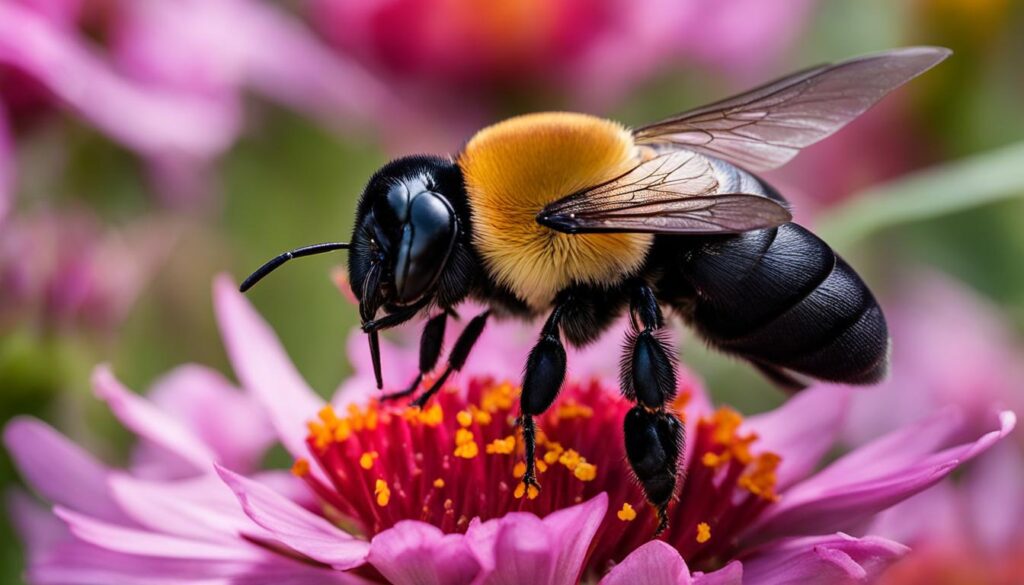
55, 506, 264, 561
693, 561, 743, 585
133, 364, 274, 477
740, 533, 908, 585
216, 465, 369, 569
109, 474, 269, 543
368, 521, 481, 585
539, 493, 608, 584
747, 386, 850, 489
213, 274, 326, 459
3, 417, 125, 521
749, 411, 1016, 542
483, 514, 556, 585
6, 489, 68, 562
0, 102, 11, 224
0, 3, 238, 159
92, 365, 217, 471
965, 439, 1024, 551
600, 540, 691, 585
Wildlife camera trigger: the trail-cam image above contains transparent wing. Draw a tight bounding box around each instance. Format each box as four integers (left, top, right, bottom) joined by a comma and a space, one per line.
633, 47, 950, 171
537, 150, 791, 235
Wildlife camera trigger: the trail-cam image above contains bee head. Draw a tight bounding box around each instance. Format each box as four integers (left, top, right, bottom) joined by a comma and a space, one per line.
348, 156, 464, 321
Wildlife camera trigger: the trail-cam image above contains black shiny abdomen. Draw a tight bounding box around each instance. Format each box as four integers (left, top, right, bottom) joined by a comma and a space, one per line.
653, 222, 889, 386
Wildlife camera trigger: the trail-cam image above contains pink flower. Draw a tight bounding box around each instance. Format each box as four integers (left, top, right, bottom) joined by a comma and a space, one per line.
842, 272, 1024, 583
4, 275, 1015, 584
0, 0, 413, 205
0, 209, 170, 335
309, 0, 816, 122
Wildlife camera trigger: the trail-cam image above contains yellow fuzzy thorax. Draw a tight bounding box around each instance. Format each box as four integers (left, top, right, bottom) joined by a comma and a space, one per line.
458, 112, 653, 309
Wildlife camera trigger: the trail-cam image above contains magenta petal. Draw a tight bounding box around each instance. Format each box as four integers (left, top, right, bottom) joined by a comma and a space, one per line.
56, 506, 263, 561
748, 410, 1016, 542
6, 489, 68, 562
3, 417, 126, 522
216, 465, 369, 569
485, 514, 556, 585
368, 521, 481, 585
213, 275, 326, 459
134, 364, 274, 477
599, 540, 691, 585
0, 102, 11, 224
540, 493, 608, 584
693, 561, 743, 585
0, 3, 238, 159
109, 474, 269, 543
92, 365, 217, 471
747, 386, 850, 489
740, 533, 908, 585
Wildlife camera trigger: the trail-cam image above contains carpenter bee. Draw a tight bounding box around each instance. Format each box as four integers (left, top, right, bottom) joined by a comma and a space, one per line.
241, 47, 950, 533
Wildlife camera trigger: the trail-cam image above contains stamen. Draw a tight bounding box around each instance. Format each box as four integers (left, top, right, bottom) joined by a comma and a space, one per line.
359, 452, 378, 470
485, 436, 516, 455
574, 461, 597, 481
696, 522, 711, 544
433, 478, 445, 489
617, 503, 637, 521
374, 479, 391, 507
291, 458, 310, 477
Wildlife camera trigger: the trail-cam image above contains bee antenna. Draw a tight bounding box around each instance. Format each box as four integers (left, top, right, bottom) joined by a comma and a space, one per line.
239, 242, 350, 292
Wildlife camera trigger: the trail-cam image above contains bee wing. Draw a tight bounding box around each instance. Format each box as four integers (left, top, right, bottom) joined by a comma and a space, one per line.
633, 47, 950, 171
537, 150, 791, 235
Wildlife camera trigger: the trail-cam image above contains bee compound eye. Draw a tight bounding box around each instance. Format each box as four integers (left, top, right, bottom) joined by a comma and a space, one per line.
392, 192, 457, 304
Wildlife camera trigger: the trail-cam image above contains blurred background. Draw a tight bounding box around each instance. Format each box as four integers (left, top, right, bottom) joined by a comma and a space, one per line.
1, 0, 1023, 582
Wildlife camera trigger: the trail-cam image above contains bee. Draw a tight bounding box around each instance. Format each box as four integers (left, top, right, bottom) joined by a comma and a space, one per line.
241, 47, 950, 533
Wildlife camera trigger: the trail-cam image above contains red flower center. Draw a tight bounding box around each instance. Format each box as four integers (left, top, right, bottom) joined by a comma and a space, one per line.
293, 377, 782, 575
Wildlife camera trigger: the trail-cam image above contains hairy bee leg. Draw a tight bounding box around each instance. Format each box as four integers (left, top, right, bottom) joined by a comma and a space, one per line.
623, 406, 684, 535
381, 312, 448, 402
410, 311, 490, 408
622, 281, 682, 535
519, 305, 568, 496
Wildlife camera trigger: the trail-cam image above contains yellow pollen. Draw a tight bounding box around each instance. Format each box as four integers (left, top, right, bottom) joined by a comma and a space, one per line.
411, 403, 444, 427
536, 459, 548, 473
739, 452, 782, 501
696, 522, 711, 544
457, 410, 474, 427
433, 478, 445, 489
558, 449, 582, 470
556, 401, 594, 420
471, 406, 493, 425
333, 420, 352, 442
454, 440, 480, 459
513, 461, 527, 478
486, 435, 516, 455
359, 451, 379, 470
374, 479, 391, 507
702, 452, 724, 468
711, 407, 744, 445
307, 421, 331, 450
543, 442, 564, 465
481, 382, 516, 412
291, 458, 310, 477
573, 461, 597, 482
318, 405, 339, 428
617, 503, 637, 521
455, 428, 475, 446
696, 522, 712, 545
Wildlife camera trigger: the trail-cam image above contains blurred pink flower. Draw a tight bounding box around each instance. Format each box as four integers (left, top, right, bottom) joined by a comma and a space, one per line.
0, 0, 414, 206
841, 271, 1024, 583
3, 275, 1014, 583
0, 209, 170, 335
310, 0, 816, 122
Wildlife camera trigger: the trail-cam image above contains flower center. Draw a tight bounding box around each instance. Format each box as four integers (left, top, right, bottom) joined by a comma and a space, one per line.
292, 377, 781, 575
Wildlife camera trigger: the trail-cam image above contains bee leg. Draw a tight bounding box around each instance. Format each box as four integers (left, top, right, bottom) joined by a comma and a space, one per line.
623, 406, 684, 535
519, 305, 567, 497
622, 281, 683, 535
381, 312, 448, 402
409, 310, 490, 408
